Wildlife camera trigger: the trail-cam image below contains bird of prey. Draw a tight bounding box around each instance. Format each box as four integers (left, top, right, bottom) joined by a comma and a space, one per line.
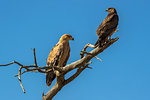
46, 34, 74, 87
95, 7, 119, 47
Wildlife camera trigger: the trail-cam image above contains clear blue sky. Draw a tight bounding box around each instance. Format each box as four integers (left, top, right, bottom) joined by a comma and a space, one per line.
0, 0, 150, 100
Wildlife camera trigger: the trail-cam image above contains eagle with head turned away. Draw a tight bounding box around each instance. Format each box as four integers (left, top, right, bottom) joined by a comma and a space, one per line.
46, 34, 74, 87
95, 7, 119, 47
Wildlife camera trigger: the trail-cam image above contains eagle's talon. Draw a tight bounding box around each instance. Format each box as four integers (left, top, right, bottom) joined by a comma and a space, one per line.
108, 37, 111, 40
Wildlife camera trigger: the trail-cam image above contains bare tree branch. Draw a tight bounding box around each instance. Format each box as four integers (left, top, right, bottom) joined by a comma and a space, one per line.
33, 48, 37, 66
0, 36, 119, 100
80, 43, 96, 58
0, 61, 23, 67
64, 61, 92, 85
81, 51, 102, 61
18, 66, 25, 93
42, 37, 119, 100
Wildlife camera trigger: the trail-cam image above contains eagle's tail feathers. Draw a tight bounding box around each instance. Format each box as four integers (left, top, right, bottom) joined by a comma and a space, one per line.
46, 70, 56, 87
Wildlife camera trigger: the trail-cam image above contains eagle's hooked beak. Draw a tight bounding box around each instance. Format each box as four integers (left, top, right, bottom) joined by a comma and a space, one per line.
71, 37, 74, 40
106, 9, 108, 11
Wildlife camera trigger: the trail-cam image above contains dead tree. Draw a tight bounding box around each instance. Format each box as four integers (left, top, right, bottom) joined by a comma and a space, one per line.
0, 35, 119, 100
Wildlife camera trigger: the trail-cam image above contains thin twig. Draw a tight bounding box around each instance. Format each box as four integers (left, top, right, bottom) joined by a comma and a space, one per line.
0, 61, 23, 67
14, 66, 63, 77
86, 66, 93, 69
94, 56, 102, 62
33, 48, 37, 66
18, 66, 25, 93
80, 43, 96, 58
81, 51, 102, 61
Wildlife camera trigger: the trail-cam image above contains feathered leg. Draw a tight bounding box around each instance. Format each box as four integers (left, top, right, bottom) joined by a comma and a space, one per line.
95, 38, 103, 47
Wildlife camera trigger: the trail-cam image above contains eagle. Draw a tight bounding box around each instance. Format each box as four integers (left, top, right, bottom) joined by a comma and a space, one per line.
46, 34, 74, 87
95, 7, 119, 47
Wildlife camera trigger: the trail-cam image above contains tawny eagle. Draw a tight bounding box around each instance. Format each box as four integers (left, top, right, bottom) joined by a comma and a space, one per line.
46, 34, 74, 87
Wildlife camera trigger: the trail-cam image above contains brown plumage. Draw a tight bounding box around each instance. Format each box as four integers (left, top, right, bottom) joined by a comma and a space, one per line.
46, 34, 74, 87
95, 7, 119, 47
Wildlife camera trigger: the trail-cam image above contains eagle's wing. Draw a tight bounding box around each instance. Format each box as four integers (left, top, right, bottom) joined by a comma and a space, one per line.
63, 48, 70, 67
47, 43, 63, 66
46, 43, 64, 87
46, 42, 70, 87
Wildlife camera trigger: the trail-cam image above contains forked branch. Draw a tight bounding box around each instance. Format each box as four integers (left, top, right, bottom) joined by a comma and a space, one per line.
0, 36, 119, 100
42, 37, 119, 100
